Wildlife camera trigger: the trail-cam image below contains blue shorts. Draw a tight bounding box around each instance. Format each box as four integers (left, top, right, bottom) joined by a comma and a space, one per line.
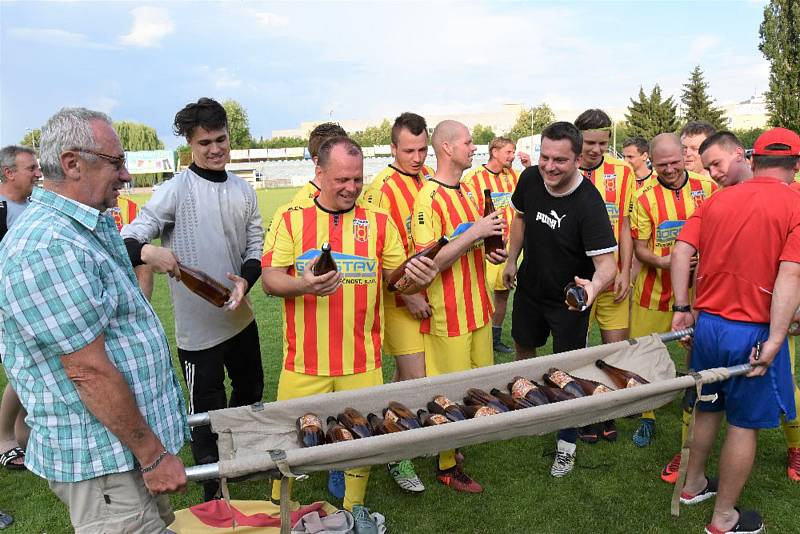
691, 312, 796, 429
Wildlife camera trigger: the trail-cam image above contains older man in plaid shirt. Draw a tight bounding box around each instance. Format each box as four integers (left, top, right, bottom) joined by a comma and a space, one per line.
0, 108, 188, 533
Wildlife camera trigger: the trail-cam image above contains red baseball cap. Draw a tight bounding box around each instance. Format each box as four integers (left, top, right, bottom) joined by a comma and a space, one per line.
752, 127, 800, 156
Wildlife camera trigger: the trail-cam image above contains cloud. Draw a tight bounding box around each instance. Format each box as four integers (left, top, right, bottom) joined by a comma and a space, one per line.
119, 6, 174, 47
688, 34, 721, 63
252, 10, 289, 28
8, 27, 110, 49
197, 66, 243, 91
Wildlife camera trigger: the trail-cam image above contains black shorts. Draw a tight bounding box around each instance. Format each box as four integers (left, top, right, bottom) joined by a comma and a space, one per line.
511, 288, 590, 353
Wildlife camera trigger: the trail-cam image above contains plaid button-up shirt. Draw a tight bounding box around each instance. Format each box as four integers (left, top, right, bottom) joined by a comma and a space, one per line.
0, 187, 188, 482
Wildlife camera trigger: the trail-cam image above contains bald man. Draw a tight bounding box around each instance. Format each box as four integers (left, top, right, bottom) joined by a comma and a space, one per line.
411, 120, 507, 493
628, 133, 718, 449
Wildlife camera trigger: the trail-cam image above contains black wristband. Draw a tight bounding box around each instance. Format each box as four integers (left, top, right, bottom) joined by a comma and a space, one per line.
124, 238, 146, 267
672, 304, 691, 312
240, 258, 262, 295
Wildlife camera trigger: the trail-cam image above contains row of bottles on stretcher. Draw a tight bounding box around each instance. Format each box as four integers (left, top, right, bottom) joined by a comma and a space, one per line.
296, 360, 649, 447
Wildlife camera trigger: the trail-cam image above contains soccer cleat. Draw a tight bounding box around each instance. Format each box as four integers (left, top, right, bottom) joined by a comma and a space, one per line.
578, 424, 599, 444
661, 452, 682, 484
680, 476, 718, 505
704, 508, 763, 534
788, 447, 800, 481
352, 505, 379, 534
602, 419, 618, 441
550, 439, 576, 478
493, 340, 514, 353
436, 466, 483, 493
387, 460, 425, 493
632, 418, 655, 447
327, 470, 345, 500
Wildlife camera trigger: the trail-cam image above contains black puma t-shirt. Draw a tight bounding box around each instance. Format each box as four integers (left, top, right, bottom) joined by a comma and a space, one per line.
511, 165, 617, 305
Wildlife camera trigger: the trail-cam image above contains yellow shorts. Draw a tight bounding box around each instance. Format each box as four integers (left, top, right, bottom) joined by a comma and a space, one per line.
629, 305, 673, 338
276, 368, 383, 401
590, 290, 630, 331
485, 259, 508, 292
382, 299, 424, 356
423, 323, 493, 377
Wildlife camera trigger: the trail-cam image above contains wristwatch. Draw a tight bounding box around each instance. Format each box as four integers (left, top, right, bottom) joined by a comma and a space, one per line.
672, 304, 691, 312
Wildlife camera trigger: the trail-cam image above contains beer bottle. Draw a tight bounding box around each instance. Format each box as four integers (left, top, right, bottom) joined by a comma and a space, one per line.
458, 403, 499, 418
543, 368, 587, 398
564, 282, 588, 311
534, 381, 576, 403
337, 407, 372, 439
464, 388, 510, 413
296, 413, 325, 448
383, 401, 421, 430
367, 412, 388, 435
417, 409, 449, 427
507, 376, 550, 407
490, 387, 535, 410
312, 242, 337, 276
595, 360, 650, 388
427, 395, 467, 422
325, 416, 354, 443
482, 189, 504, 256
386, 236, 448, 292
178, 263, 232, 307
568, 374, 615, 395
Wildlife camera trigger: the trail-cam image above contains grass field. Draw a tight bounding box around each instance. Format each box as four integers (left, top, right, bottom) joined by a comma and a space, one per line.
1, 187, 799, 533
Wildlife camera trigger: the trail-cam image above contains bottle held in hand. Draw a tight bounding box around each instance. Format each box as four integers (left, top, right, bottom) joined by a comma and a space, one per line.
296, 413, 325, 448
386, 237, 448, 292
178, 263, 231, 307
427, 395, 467, 421
325, 416, 355, 443
464, 388, 510, 413
312, 242, 337, 276
543, 368, 587, 398
337, 407, 372, 439
595, 360, 650, 388
507, 376, 550, 406
564, 282, 588, 311
482, 189, 505, 256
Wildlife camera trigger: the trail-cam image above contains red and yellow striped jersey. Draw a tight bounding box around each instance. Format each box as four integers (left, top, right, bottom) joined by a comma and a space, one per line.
262, 203, 405, 376
112, 196, 139, 232
462, 165, 519, 241
631, 171, 718, 311
290, 181, 321, 204
635, 170, 656, 191
580, 156, 635, 257
412, 179, 493, 336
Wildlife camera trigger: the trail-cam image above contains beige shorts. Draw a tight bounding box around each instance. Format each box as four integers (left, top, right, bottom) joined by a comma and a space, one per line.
49, 469, 173, 534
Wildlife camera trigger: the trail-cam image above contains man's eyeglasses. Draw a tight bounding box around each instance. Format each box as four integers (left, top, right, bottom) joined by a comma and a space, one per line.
74, 149, 127, 171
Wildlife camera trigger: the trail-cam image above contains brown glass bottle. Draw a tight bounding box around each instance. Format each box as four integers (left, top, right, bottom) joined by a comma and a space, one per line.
507, 376, 550, 406
595, 360, 650, 388
337, 407, 372, 439
458, 403, 499, 418
296, 413, 325, 448
490, 387, 535, 410
427, 395, 467, 421
312, 242, 337, 276
416, 409, 449, 427
386, 236, 449, 292
569, 374, 615, 395
543, 368, 587, 398
464, 388, 510, 413
325, 416, 354, 443
564, 282, 588, 311
383, 401, 421, 430
533, 381, 576, 403
367, 413, 388, 435
482, 189, 505, 256
178, 263, 231, 307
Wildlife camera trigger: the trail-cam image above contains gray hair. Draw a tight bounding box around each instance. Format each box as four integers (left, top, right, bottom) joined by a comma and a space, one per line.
0, 145, 36, 182
39, 107, 112, 181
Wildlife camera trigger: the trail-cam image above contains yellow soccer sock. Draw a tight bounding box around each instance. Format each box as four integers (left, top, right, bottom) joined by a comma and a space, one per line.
642, 410, 656, 420
270, 478, 294, 503
785, 340, 800, 449
438, 449, 457, 471
342, 466, 370, 511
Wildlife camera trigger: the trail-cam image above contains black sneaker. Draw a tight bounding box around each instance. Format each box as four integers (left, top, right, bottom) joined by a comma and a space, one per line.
704, 508, 763, 534
680, 476, 718, 505
493, 340, 514, 353
578, 424, 599, 444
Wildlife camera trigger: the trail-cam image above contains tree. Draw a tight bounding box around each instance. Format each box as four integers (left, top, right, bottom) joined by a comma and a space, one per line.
625, 85, 679, 140
759, 0, 800, 131
680, 66, 729, 130
350, 119, 392, 147
20, 129, 41, 150
222, 99, 252, 149
507, 104, 555, 142
612, 121, 630, 154
255, 136, 307, 149
731, 127, 767, 149
472, 124, 496, 145
113, 122, 164, 151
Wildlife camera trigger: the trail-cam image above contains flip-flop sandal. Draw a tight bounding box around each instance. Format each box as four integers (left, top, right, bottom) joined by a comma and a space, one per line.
0, 447, 26, 471
0, 511, 13, 529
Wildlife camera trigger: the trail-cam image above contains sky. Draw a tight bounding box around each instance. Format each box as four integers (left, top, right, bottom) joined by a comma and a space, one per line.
0, 0, 771, 149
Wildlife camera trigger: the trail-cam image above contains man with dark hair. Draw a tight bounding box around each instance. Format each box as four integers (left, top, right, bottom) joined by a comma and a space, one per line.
698, 132, 749, 187
0, 108, 187, 532
671, 127, 800, 534
463, 136, 519, 354
622, 136, 653, 188
292, 122, 349, 204
122, 97, 265, 501
263, 135, 438, 530
680, 121, 717, 176
503, 121, 617, 476
362, 112, 433, 493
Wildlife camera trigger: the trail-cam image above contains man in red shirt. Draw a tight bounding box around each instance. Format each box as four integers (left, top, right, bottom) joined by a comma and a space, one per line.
671, 128, 800, 534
